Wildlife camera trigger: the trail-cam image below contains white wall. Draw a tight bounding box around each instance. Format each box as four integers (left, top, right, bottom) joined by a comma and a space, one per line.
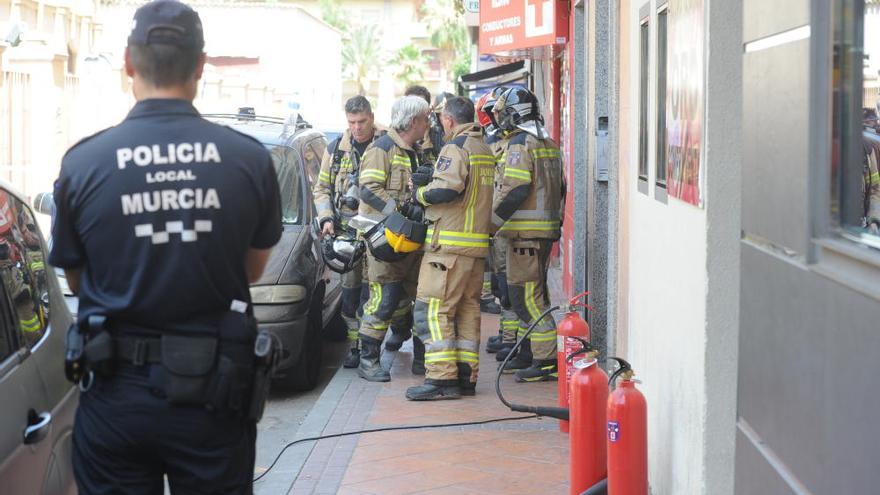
620, 0, 740, 493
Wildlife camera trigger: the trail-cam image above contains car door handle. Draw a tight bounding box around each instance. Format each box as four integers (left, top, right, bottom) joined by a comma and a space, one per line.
23, 411, 52, 445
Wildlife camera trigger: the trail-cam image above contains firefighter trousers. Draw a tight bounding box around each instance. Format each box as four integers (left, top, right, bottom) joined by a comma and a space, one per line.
359, 252, 420, 342
492, 237, 520, 343
341, 257, 365, 343
506, 239, 556, 361
413, 252, 484, 384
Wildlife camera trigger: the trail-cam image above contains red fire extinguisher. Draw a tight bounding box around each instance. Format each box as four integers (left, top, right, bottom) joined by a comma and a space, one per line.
567, 338, 608, 495
557, 291, 592, 433
607, 358, 647, 495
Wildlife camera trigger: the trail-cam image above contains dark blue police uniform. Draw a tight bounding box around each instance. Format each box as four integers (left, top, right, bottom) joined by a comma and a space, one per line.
48, 3, 281, 494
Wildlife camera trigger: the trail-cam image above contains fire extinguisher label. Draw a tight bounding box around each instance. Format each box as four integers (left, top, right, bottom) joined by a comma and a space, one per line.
608, 421, 620, 442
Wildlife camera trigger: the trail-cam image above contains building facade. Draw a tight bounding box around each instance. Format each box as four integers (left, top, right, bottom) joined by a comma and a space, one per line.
476, 0, 880, 493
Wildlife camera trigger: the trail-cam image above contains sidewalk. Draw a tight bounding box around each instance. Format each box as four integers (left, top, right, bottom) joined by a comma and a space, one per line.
257, 264, 570, 495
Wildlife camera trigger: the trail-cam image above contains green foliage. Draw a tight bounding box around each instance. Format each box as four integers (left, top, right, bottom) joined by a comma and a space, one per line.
390, 44, 429, 87
422, 0, 471, 79
319, 0, 347, 31
342, 24, 382, 95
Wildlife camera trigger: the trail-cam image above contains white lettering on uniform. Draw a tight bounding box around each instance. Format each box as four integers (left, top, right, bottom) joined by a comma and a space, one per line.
120, 188, 222, 215
114, 142, 220, 169
177, 143, 194, 164
117, 148, 133, 169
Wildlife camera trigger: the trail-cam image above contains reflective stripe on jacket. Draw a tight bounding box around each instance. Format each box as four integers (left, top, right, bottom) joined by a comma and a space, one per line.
417, 124, 495, 258
312, 126, 385, 224
492, 131, 564, 240
358, 129, 420, 223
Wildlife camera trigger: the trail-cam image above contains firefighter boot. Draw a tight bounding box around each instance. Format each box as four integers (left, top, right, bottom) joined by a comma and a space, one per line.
411, 335, 426, 375
384, 326, 411, 352
500, 340, 532, 374
494, 342, 518, 361
342, 340, 360, 369
357, 336, 390, 382
457, 363, 476, 396
405, 379, 462, 401
487, 334, 502, 347
480, 298, 501, 314
514, 359, 559, 383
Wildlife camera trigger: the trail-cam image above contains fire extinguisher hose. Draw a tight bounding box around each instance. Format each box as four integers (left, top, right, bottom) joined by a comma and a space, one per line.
494, 305, 570, 421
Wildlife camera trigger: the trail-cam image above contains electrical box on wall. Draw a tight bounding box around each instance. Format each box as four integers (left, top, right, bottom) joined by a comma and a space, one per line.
596, 116, 609, 182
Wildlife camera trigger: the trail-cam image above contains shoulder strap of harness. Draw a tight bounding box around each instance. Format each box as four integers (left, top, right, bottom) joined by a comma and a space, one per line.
450, 135, 468, 148
328, 137, 345, 177
510, 132, 528, 146
373, 134, 395, 152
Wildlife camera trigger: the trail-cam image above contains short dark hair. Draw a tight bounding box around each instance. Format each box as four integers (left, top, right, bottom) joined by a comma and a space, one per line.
442, 96, 475, 125
344, 95, 372, 115
127, 29, 201, 87
404, 85, 431, 105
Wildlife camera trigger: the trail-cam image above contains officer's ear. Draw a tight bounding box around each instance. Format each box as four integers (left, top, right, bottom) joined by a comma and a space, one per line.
193, 52, 207, 81
124, 47, 135, 78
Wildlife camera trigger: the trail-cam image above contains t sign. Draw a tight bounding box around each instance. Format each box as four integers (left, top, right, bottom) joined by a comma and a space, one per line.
525, 0, 554, 38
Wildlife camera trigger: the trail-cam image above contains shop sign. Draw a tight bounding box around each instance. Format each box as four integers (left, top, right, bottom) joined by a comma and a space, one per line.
479, 0, 568, 53
465, 0, 480, 13
665, 0, 704, 206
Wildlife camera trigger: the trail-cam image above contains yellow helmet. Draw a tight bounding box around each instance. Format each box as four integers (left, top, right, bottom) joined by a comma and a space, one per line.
364, 211, 427, 262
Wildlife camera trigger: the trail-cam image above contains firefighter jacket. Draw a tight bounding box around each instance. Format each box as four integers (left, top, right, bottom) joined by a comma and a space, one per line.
415, 124, 496, 258
313, 126, 385, 226
492, 130, 564, 240
358, 129, 420, 223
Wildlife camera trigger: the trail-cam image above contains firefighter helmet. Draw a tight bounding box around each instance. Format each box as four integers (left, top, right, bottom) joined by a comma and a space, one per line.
321, 229, 365, 274
476, 93, 493, 128
480, 86, 508, 128
495, 87, 541, 132
364, 211, 427, 262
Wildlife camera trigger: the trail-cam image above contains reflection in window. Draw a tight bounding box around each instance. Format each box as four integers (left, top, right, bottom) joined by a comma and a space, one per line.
266, 144, 304, 224
834, 0, 880, 249
0, 191, 47, 348
638, 17, 650, 183
656, 7, 668, 188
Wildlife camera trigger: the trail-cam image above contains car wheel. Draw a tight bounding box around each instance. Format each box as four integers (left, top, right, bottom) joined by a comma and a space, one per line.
282, 293, 324, 392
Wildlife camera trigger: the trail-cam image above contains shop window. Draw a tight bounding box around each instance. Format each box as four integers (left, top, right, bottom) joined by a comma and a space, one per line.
833, 0, 880, 250
656, 6, 668, 192
638, 15, 650, 187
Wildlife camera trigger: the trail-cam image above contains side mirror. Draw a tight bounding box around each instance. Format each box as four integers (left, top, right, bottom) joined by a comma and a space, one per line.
32, 192, 54, 217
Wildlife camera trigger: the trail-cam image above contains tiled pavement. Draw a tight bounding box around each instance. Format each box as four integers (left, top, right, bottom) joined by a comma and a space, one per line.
275, 264, 571, 495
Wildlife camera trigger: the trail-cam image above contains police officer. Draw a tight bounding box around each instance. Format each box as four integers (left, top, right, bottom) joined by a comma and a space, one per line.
406, 97, 496, 400
492, 87, 565, 382
48, 1, 282, 492
313, 95, 385, 369
356, 95, 431, 381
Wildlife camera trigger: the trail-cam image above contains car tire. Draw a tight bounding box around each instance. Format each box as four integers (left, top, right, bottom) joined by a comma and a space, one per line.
282, 290, 324, 392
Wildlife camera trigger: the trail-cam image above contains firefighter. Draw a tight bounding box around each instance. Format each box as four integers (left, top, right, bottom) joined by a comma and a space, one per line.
313, 95, 385, 369
477, 88, 521, 357
404, 85, 444, 164
357, 95, 431, 382
491, 87, 565, 382
405, 96, 496, 400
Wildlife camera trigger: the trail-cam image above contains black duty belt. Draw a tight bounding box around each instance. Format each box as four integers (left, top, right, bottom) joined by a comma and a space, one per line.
115, 336, 162, 366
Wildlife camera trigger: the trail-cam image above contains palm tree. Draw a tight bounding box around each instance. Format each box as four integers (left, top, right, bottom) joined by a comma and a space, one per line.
390, 44, 429, 87
421, 0, 470, 86
342, 24, 383, 95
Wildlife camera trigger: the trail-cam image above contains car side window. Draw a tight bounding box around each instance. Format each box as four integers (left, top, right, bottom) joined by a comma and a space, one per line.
0, 191, 48, 348
304, 138, 326, 184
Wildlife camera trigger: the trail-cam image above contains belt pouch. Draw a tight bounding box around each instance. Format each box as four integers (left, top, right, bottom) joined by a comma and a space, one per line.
159, 335, 218, 405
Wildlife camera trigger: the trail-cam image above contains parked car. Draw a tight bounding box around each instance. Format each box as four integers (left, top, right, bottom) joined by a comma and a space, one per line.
0, 182, 76, 494
202, 112, 343, 391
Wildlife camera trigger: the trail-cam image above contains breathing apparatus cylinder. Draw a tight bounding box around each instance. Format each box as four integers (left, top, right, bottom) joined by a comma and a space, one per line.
567, 338, 609, 495
607, 358, 647, 495
557, 291, 592, 433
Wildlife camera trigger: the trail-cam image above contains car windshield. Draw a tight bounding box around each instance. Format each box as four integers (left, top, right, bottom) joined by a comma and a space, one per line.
266, 144, 304, 224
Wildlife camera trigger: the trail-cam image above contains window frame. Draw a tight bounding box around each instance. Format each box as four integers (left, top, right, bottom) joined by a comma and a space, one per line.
655, 3, 669, 203
637, 5, 651, 194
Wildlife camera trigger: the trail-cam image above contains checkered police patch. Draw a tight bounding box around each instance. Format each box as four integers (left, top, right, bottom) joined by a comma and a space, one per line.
437, 156, 453, 171
507, 151, 521, 165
